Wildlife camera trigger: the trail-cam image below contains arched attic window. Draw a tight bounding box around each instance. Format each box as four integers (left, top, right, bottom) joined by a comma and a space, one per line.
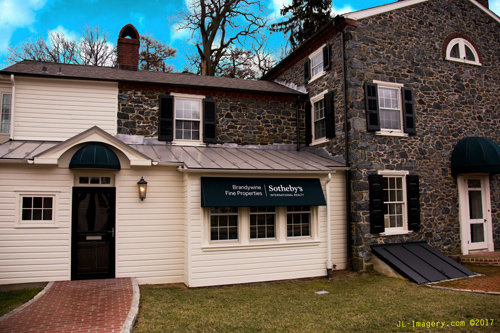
445, 37, 482, 66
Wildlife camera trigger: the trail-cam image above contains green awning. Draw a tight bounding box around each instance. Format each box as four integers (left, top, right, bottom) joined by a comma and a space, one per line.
451, 137, 500, 176
69, 143, 121, 170
201, 177, 326, 207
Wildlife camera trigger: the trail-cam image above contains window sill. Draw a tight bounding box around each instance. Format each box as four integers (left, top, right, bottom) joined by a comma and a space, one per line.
15, 223, 59, 229
375, 131, 408, 138
202, 239, 320, 252
308, 71, 326, 84
171, 140, 206, 147
379, 230, 413, 236
311, 138, 329, 146
445, 57, 482, 67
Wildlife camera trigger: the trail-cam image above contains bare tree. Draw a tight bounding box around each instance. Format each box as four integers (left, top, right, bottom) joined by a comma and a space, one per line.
47, 32, 79, 64
178, 0, 269, 76
79, 25, 116, 66
139, 34, 177, 72
7, 37, 50, 64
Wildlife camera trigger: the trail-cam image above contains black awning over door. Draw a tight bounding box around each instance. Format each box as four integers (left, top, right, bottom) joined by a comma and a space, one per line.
451, 137, 500, 176
201, 177, 326, 207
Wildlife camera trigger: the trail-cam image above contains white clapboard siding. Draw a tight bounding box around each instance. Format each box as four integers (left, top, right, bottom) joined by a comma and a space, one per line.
0, 165, 73, 285
115, 168, 185, 285
186, 172, 347, 287
13, 77, 117, 141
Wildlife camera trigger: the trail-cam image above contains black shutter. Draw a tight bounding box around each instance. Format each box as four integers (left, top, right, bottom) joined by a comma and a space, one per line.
305, 101, 312, 146
402, 87, 416, 135
406, 175, 420, 232
304, 58, 311, 83
158, 95, 173, 141
203, 99, 217, 143
369, 174, 385, 233
323, 43, 331, 71
324, 91, 335, 139
364, 82, 380, 132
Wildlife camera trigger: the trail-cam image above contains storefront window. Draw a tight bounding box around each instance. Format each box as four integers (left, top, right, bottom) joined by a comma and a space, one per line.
210, 207, 238, 241
250, 207, 276, 239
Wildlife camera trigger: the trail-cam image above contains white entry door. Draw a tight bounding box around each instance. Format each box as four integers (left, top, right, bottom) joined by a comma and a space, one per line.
458, 176, 494, 254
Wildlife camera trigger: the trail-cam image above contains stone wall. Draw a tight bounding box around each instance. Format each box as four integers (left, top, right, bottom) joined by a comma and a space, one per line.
117, 87, 300, 146
343, 0, 500, 270
271, 0, 500, 271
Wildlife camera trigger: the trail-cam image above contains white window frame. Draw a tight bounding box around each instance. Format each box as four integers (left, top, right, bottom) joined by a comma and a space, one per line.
209, 207, 239, 242
445, 38, 482, 66
250, 207, 276, 240
171, 93, 204, 146
286, 206, 312, 238
373, 81, 408, 137
74, 174, 115, 187
1, 93, 12, 135
202, 206, 320, 249
310, 90, 329, 145
15, 192, 59, 228
377, 170, 411, 236
308, 45, 326, 83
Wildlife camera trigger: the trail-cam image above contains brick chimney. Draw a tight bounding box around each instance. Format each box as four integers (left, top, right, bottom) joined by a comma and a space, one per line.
117, 24, 140, 71
476, 0, 489, 8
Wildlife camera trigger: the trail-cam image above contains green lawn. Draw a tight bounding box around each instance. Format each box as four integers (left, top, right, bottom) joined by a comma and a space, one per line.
135, 270, 499, 332
0, 287, 43, 317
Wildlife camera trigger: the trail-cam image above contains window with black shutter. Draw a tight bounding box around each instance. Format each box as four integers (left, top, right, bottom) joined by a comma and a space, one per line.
203, 99, 217, 143
324, 91, 335, 139
304, 59, 311, 83
323, 43, 331, 71
158, 95, 174, 141
305, 101, 312, 146
369, 172, 421, 234
401, 87, 416, 135
364, 82, 380, 132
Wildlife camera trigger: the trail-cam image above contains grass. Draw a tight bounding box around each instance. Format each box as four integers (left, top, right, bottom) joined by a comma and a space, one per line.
135, 270, 500, 333
0, 287, 43, 317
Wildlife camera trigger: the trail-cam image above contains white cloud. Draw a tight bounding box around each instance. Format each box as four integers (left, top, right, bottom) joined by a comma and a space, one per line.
47, 25, 79, 43
0, 0, 49, 55
491, 0, 500, 16
269, 0, 292, 19
170, 20, 192, 43
331, 4, 356, 16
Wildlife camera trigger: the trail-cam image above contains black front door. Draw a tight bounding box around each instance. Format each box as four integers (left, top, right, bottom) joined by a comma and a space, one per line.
72, 187, 116, 280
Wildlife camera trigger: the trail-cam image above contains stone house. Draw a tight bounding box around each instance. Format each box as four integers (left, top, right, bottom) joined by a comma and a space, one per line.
0, 24, 347, 286
263, 0, 500, 271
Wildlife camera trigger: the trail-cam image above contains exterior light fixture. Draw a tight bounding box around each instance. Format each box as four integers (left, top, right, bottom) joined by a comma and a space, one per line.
137, 177, 148, 201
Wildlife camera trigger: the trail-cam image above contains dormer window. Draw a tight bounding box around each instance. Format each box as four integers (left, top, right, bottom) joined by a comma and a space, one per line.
445, 38, 481, 66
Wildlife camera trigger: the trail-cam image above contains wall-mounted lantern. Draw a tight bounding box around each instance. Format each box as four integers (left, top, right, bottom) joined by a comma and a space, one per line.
137, 177, 148, 201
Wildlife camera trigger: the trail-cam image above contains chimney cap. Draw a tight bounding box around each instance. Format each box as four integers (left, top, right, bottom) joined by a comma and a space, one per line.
119, 24, 140, 40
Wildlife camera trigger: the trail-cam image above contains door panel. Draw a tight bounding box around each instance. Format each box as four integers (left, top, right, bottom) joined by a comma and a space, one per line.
466, 178, 487, 250
72, 187, 115, 280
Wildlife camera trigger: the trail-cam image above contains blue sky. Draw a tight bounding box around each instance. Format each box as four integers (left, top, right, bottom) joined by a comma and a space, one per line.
1, 0, 499, 71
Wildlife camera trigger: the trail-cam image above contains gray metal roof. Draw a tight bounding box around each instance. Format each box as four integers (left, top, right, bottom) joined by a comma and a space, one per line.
1, 60, 303, 96
0, 140, 345, 172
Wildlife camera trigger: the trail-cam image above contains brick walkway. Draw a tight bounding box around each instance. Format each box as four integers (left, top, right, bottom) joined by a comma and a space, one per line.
430, 252, 500, 294
0, 278, 138, 333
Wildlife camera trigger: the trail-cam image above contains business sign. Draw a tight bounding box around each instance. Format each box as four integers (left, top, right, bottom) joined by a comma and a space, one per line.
201, 177, 326, 207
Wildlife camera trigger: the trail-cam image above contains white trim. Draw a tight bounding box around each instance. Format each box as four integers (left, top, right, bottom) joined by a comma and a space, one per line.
308, 45, 326, 82
310, 90, 329, 145
374, 81, 405, 133
171, 92, 206, 99
377, 170, 409, 176
14, 191, 59, 228
445, 38, 482, 66
173, 95, 203, 144
380, 230, 413, 236
343, 0, 500, 25
343, 0, 429, 20
375, 131, 408, 137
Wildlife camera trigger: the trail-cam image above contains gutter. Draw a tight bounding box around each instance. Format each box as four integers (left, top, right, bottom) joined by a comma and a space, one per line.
176, 166, 342, 175
333, 16, 353, 271
10, 74, 15, 139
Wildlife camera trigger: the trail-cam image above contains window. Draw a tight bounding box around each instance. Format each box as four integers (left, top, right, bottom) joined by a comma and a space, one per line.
175, 98, 201, 141
210, 207, 238, 241
369, 171, 420, 235
158, 94, 216, 144
308, 90, 334, 145
250, 207, 276, 239
287, 206, 311, 237
205, 206, 318, 246
382, 176, 405, 231
304, 44, 331, 83
445, 38, 481, 66
16, 193, 58, 227
378, 86, 401, 131
364, 81, 416, 136
1, 93, 11, 134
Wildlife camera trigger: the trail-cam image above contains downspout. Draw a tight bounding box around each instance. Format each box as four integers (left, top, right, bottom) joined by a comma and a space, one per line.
296, 95, 301, 151
10, 74, 15, 139
333, 16, 352, 270
325, 173, 332, 279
